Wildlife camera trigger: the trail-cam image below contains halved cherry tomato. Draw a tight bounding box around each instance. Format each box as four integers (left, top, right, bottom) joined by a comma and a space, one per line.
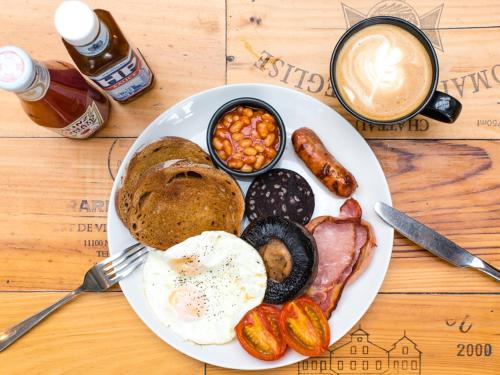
235, 304, 287, 361
279, 296, 330, 356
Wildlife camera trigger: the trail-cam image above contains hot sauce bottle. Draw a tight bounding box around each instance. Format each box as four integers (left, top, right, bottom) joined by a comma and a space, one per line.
0, 45, 109, 138
54, 0, 154, 103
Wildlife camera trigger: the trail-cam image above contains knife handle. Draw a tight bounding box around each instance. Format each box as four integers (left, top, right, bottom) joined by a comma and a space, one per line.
472, 259, 500, 281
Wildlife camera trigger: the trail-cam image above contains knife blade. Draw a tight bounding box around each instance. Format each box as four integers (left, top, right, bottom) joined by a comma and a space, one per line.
374, 202, 499, 282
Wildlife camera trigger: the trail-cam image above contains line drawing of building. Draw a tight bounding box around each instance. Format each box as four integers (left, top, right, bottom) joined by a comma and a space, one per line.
388, 334, 422, 374
298, 327, 422, 375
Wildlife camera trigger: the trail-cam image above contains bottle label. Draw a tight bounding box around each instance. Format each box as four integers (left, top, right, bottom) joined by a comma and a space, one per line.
74, 21, 110, 57
90, 49, 153, 102
18, 62, 50, 101
54, 101, 104, 139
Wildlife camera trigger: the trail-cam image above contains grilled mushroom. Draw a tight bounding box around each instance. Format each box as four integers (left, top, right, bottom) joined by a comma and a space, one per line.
241, 216, 318, 304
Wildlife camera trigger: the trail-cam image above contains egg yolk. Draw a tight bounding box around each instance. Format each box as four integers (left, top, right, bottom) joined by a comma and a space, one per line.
168, 287, 207, 320
168, 256, 205, 276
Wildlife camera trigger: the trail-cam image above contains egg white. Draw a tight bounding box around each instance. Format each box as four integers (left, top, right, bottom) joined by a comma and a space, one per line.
142, 231, 267, 345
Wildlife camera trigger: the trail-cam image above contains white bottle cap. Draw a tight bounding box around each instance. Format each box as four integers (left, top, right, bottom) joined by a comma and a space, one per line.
54, 0, 99, 46
0, 45, 35, 92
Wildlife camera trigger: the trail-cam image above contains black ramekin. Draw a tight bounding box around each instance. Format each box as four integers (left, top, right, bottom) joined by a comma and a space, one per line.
206, 97, 286, 179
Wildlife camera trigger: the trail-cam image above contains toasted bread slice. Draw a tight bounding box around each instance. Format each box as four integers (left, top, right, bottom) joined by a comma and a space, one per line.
116, 137, 212, 225
127, 161, 244, 250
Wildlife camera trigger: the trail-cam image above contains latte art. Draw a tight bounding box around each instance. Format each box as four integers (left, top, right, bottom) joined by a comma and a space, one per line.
335, 24, 433, 122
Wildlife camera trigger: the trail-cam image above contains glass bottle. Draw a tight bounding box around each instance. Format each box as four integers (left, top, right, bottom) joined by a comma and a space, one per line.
54, 0, 154, 103
0, 45, 110, 138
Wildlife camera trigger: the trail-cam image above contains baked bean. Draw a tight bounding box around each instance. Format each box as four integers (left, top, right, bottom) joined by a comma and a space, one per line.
241, 164, 253, 173
262, 113, 274, 122
255, 144, 265, 152
228, 159, 243, 169
244, 147, 257, 156
223, 139, 232, 155
265, 147, 277, 158
257, 122, 269, 137
254, 154, 265, 170
213, 105, 280, 172
231, 132, 244, 141
217, 150, 227, 160
230, 120, 243, 133
215, 129, 229, 139
243, 155, 257, 164
266, 122, 275, 132
243, 108, 253, 117
264, 133, 276, 147
213, 138, 224, 150
240, 138, 253, 148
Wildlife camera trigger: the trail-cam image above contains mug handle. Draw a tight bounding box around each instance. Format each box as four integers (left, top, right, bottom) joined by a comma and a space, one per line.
421, 91, 462, 123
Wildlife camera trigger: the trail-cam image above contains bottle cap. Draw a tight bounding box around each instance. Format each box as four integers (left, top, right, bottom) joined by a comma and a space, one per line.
54, 1, 99, 46
0, 45, 35, 92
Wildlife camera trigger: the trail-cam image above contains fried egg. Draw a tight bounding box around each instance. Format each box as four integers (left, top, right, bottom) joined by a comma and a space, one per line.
143, 231, 267, 344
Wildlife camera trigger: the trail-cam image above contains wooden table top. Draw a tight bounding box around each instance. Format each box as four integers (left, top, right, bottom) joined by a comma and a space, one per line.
0, 1, 498, 374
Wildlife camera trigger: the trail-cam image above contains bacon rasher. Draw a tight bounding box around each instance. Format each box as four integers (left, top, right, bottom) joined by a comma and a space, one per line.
305, 199, 376, 318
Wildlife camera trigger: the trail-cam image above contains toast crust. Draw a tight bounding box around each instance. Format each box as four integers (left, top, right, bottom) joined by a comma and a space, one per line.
126, 161, 244, 250
116, 137, 213, 225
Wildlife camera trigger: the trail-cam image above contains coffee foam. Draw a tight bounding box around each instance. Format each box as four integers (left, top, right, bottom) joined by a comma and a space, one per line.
335, 24, 433, 122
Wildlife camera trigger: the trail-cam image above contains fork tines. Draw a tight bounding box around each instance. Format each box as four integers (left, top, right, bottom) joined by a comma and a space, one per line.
99, 243, 148, 282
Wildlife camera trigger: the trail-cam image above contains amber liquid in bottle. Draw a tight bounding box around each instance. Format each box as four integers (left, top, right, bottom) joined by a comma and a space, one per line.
61, 10, 154, 103
21, 60, 110, 137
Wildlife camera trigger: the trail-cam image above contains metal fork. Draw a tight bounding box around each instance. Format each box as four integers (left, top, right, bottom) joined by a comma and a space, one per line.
0, 243, 148, 352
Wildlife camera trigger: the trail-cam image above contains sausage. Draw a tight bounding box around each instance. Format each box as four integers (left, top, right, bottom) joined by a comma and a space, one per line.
292, 127, 357, 197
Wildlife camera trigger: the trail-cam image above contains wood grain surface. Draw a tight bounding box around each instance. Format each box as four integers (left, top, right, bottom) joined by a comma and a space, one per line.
0, 293, 497, 374
0, 0, 498, 374
0, 0, 225, 137
0, 138, 498, 292
227, 0, 500, 139
0, 292, 204, 374
207, 295, 499, 375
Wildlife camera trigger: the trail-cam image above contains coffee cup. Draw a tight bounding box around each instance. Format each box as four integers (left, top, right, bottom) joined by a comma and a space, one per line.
330, 16, 461, 125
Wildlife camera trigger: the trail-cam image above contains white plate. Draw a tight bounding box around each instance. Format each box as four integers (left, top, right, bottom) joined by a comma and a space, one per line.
107, 83, 393, 370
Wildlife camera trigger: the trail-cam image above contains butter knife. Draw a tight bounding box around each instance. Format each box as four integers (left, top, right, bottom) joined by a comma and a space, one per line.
374, 202, 500, 281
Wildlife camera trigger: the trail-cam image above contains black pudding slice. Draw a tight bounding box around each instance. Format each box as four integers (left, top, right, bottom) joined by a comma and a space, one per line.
241, 216, 318, 304
245, 168, 315, 225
